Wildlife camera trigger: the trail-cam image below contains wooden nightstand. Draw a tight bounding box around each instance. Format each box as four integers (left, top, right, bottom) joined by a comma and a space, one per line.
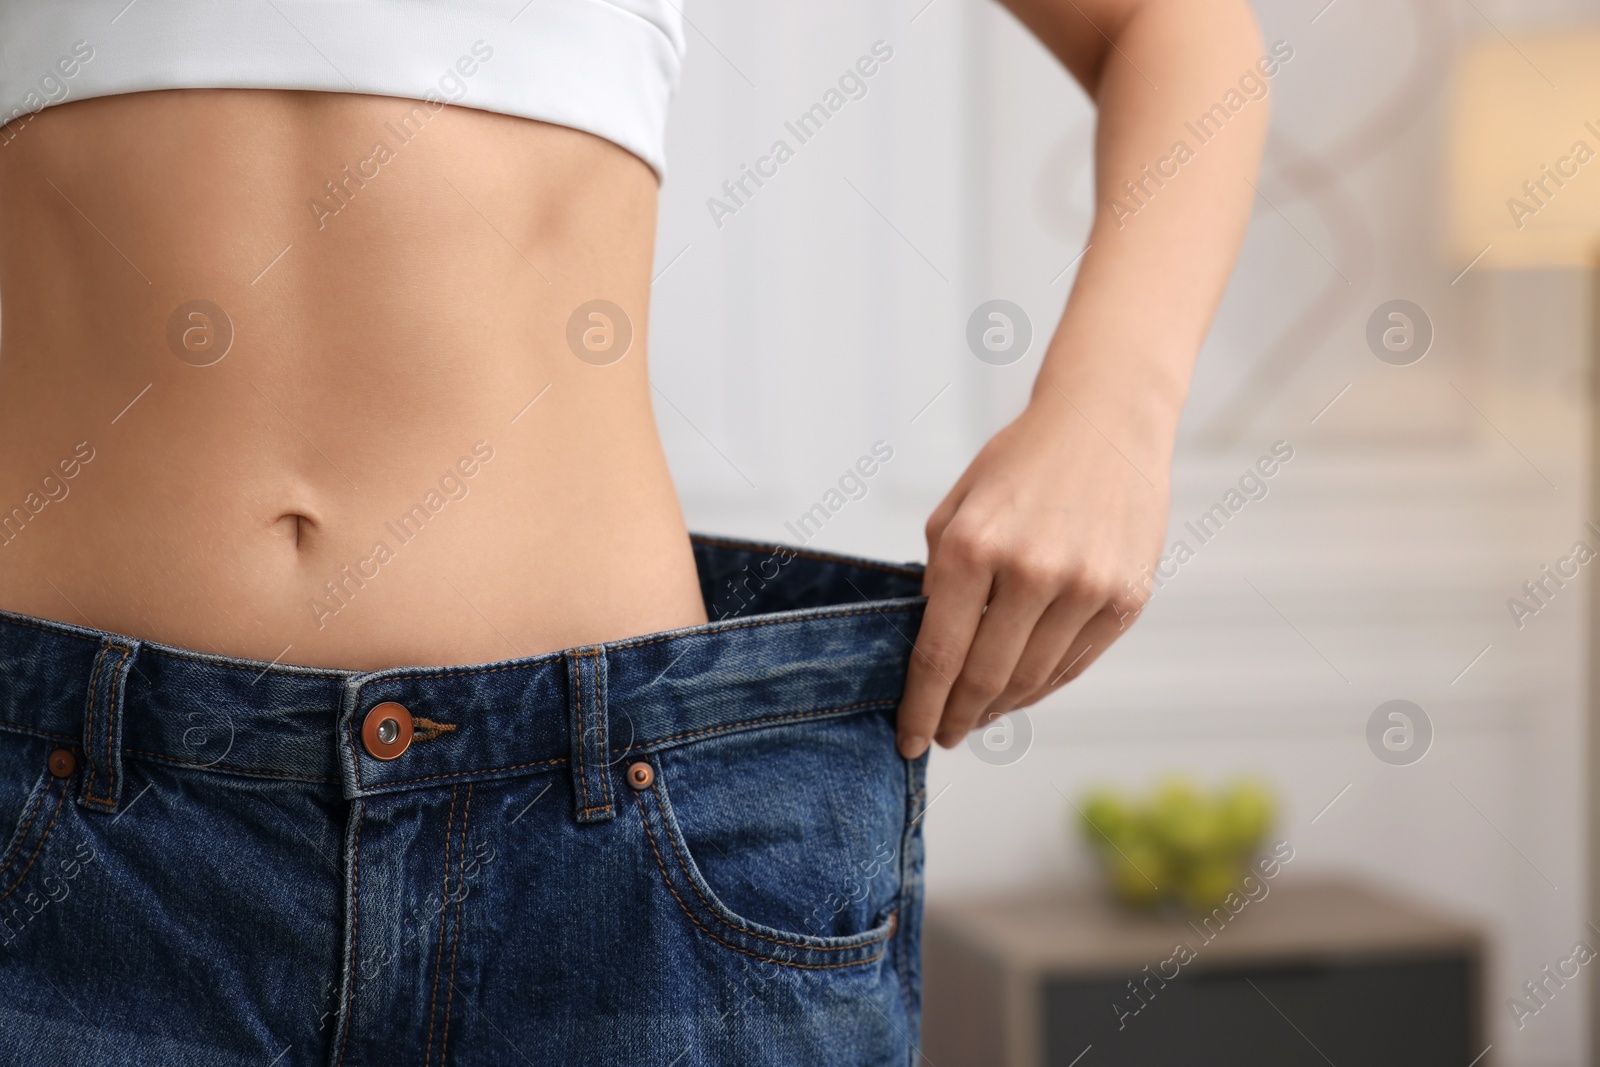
922, 878, 1486, 1066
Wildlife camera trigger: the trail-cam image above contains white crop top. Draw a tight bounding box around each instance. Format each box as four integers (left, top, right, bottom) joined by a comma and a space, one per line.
0, 0, 687, 180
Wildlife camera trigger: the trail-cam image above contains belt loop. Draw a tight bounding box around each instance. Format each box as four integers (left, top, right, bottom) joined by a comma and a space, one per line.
565, 645, 614, 824
79, 636, 140, 814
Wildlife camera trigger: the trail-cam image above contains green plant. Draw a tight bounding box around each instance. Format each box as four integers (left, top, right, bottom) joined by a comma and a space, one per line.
1077, 774, 1276, 912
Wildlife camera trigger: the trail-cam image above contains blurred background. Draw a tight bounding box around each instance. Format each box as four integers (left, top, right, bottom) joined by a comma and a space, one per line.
650, 0, 1594, 1063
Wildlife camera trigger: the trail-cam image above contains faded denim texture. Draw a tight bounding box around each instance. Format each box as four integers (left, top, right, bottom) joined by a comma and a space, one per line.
0, 533, 930, 1066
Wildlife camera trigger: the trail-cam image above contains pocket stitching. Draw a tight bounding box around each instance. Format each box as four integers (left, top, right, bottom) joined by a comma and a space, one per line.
893, 754, 929, 1024
0, 776, 68, 906
0, 768, 51, 873
652, 782, 897, 952
625, 700, 897, 756
424, 785, 459, 1067
635, 787, 896, 970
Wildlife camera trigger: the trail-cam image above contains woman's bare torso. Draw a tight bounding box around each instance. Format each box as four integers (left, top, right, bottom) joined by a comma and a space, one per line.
0, 89, 707, 670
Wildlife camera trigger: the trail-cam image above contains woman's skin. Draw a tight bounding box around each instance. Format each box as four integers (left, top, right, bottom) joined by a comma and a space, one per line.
898, 0, 1270, 757
0, 0, 1266, 757
0, 91, 703, 670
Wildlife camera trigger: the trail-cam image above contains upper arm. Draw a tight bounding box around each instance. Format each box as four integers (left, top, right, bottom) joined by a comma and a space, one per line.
992, 0, 1151, 96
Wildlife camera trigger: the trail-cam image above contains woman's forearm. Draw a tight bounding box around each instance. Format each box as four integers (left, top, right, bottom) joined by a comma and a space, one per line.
1012, 0, 1272, 457
896, 0, 1273, 754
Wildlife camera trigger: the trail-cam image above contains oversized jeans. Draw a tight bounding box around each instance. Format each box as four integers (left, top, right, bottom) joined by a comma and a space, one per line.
0, 533, 930, 1065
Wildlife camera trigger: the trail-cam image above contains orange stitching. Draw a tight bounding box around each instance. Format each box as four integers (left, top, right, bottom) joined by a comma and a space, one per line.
139, 643, 349, 677
27, 702, 895, 789
0, 723, 76, 744
0, 613, 344, 677
359, 756, 568, 791
336, 801, 365, 1067
0, 782, 66, 906
82, 643, 110, 798
607, 604, 921, 654
441, 783, 471, 1063
32, 625, 906, 811
635, 790, 893, 970
616, 700, 895, 755
412, 718, 457, 742
426, 786, 458, 1066
102, 645, 130, 801
81, 643, 133, 807
122, 749, 336, 784
0, 774, 52, 874
647, 784, 898, 952
353, 701, 891, 796
0, 609, 345, 680
345, 604, 920, 686
0, 613, 101, 645
134, 700, 888, 800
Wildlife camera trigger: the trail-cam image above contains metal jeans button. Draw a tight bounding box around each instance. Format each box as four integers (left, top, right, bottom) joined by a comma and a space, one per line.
362, 701, 414, 760
626, 762, 654, 790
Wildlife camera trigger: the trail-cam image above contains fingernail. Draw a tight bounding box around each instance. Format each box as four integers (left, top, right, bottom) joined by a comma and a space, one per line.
898, 734, 928, 759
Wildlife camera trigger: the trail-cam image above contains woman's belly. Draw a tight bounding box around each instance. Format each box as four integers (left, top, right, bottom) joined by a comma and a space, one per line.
0, 89, 707, 669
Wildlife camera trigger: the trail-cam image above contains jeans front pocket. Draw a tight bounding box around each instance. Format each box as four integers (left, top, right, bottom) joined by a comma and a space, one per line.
0, 736, 79, 942
630, 705, 912, 970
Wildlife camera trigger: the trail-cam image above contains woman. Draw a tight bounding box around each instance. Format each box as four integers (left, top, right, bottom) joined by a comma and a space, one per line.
0, 0, 1267, 1062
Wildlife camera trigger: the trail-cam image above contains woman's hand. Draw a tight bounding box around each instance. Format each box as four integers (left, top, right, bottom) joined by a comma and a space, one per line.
896, 385, 1173, 758
891, 0, 1270, 759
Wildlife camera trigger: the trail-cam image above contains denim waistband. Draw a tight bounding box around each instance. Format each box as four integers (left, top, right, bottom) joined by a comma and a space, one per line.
0, 534, 927, 818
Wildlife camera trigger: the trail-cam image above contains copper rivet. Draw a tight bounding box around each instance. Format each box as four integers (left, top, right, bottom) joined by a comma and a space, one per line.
626, 762, 654, 790
362, 701, 414, 761
48, 749, 75, 778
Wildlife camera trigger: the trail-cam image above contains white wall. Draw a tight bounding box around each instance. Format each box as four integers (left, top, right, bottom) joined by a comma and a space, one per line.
653, 1, 1597, 1063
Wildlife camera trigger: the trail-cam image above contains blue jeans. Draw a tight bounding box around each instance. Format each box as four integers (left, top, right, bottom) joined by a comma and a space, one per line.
0, 534, 929, 1066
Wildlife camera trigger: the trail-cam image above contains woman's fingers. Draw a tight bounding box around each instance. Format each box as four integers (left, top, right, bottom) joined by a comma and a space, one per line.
898, 400, 1169, 755
982, 590, 1103, 717
896, 534, 993, 758
930, 571, 1054, 747
899, 534, 1148, 755
1005, 602, 1130, 711
902, 516, 1136, 753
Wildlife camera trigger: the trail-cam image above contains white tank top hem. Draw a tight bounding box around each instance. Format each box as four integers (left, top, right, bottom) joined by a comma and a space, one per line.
0, 0, 686, 181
